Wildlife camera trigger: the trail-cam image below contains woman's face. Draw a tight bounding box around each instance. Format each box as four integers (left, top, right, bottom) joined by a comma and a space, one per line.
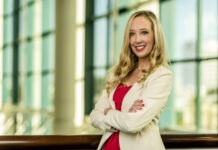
129, 16, 154, 59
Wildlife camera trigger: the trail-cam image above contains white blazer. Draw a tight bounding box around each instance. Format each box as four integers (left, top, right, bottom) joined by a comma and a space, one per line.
90, 66, 172, 150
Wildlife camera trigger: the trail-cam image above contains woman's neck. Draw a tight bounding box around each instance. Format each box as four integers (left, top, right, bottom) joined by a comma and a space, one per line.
137, 58, 150, 72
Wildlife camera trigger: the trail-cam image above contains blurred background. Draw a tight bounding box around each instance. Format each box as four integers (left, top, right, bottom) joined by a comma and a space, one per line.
0, 0, 217, 135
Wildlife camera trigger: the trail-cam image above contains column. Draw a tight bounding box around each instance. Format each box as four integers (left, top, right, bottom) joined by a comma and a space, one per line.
53, 0, 76, 134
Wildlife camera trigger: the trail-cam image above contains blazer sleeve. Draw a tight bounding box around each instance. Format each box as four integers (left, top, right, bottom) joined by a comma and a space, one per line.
90, 90, 113, 131
104, 69, 172, 133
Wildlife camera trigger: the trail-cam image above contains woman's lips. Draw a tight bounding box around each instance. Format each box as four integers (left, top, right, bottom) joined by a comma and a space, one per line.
135, 45, 145, 51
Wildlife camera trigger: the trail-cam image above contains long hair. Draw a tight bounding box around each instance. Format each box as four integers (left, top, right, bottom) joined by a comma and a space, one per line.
105, 10, 169, 94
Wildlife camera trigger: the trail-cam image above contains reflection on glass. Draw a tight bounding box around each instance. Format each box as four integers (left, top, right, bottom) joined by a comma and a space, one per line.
94, 69, 106, 104
108, 16, 114, 66
117, 0, 136, 8
175, 0, 197, 60
94, 0, 108, 16
171, 63, 196, 131
201, 60, 218, 131
41, 73, 54, 110
26, 5, 34, 37
94, 18, 108, 67
3, 16, 13, 44
3, 0, 13, 14
137, 0, 159, 15
116, 12, 132, 62
42, 0, 55, 31
0, 0, 2, 108
201, 0, 218, 58
162, 0, 197, 60
3, 46, 13, 104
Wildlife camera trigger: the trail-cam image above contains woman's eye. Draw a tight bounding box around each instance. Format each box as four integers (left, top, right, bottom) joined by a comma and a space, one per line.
142, 31, 148, 35
129, 32, 135, 36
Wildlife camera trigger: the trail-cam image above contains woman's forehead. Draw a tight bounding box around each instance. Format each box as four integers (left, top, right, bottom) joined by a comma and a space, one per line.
130, 16, 152, 31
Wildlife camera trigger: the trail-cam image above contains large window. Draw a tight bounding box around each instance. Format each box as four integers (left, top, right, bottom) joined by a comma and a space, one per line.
160, 0, 218, 132
0, 0, 55, 135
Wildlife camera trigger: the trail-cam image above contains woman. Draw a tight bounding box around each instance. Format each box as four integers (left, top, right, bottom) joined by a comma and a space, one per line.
90, 10, 172, 150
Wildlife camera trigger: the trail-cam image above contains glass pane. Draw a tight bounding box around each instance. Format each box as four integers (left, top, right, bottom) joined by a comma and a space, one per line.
26, 5, 34, 37
3, 46, 13, 74
200, 0, 218, 58
108, 16, 115, 66
93, 69, 106, 103
118, 0, 152, 8
41, 73, 54, 109
19, 42, 26, 105
161, 0, 197, 60
160, 0, 176, 60
169, 63, 196, 131
3, 0, 14, 15
201, 60, 218, 132
109, 0, 115, 12
94, 0, 108, 16
0, 0, 2, 107
94, 18, 108, 67
20, 0, 27, 6
25, 41, 33, 72
176, 0, 197, 60
20, 0, 34, 6
42, 0, 55, 32
19, 9, 27, 39
42, 34, 55, 71
117, 0, 136, 8
137, 1, 159, 15
2, 76, 12, 104
32, 38, 42, 72
3, 16, 13, 44
19, 42, 26, 72
116, 12, 132, 63
24, 76, 33, 107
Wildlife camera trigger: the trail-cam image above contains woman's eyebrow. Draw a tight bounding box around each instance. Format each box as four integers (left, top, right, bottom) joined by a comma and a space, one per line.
130, 28, 149, 31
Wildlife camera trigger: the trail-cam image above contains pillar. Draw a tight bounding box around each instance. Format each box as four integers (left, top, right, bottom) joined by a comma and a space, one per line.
53, 0, 76, 134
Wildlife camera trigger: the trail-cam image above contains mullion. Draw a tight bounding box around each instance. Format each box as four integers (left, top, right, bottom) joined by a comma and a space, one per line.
12, 0, 20, 105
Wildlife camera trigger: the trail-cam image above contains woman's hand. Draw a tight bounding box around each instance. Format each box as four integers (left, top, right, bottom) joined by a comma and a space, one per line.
129, 99, 144, 112
106, 127, 118, 132
104, 107, 113, 115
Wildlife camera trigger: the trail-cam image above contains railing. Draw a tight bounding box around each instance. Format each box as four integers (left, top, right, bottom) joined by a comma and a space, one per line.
0, 134, 217, 149
0, 106, 53, 135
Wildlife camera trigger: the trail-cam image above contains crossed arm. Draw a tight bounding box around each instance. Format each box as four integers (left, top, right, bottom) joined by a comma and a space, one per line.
90, 70, 172, 133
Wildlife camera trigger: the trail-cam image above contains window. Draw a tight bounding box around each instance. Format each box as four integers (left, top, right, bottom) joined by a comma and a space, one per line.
0, 0, 55, 135
160, 0, 218, 132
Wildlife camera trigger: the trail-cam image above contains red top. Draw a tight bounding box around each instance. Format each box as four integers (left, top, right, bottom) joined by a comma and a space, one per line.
103, 83, 132, 150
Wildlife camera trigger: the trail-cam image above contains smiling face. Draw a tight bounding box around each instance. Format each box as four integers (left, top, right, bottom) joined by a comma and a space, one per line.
129, 16, 154, 60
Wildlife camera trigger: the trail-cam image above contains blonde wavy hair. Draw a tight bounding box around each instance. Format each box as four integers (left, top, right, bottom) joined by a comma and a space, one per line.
105, 10, 169, 94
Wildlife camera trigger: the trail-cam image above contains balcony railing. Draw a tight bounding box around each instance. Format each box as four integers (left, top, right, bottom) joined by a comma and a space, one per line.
0, 134, 217, 149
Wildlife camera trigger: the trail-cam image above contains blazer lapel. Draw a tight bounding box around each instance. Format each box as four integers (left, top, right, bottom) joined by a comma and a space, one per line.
108, 86, 116, 109
121, 82, 143, 112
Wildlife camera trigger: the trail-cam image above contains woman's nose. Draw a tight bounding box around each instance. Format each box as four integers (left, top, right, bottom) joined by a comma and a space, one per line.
135, 34, 142, 43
